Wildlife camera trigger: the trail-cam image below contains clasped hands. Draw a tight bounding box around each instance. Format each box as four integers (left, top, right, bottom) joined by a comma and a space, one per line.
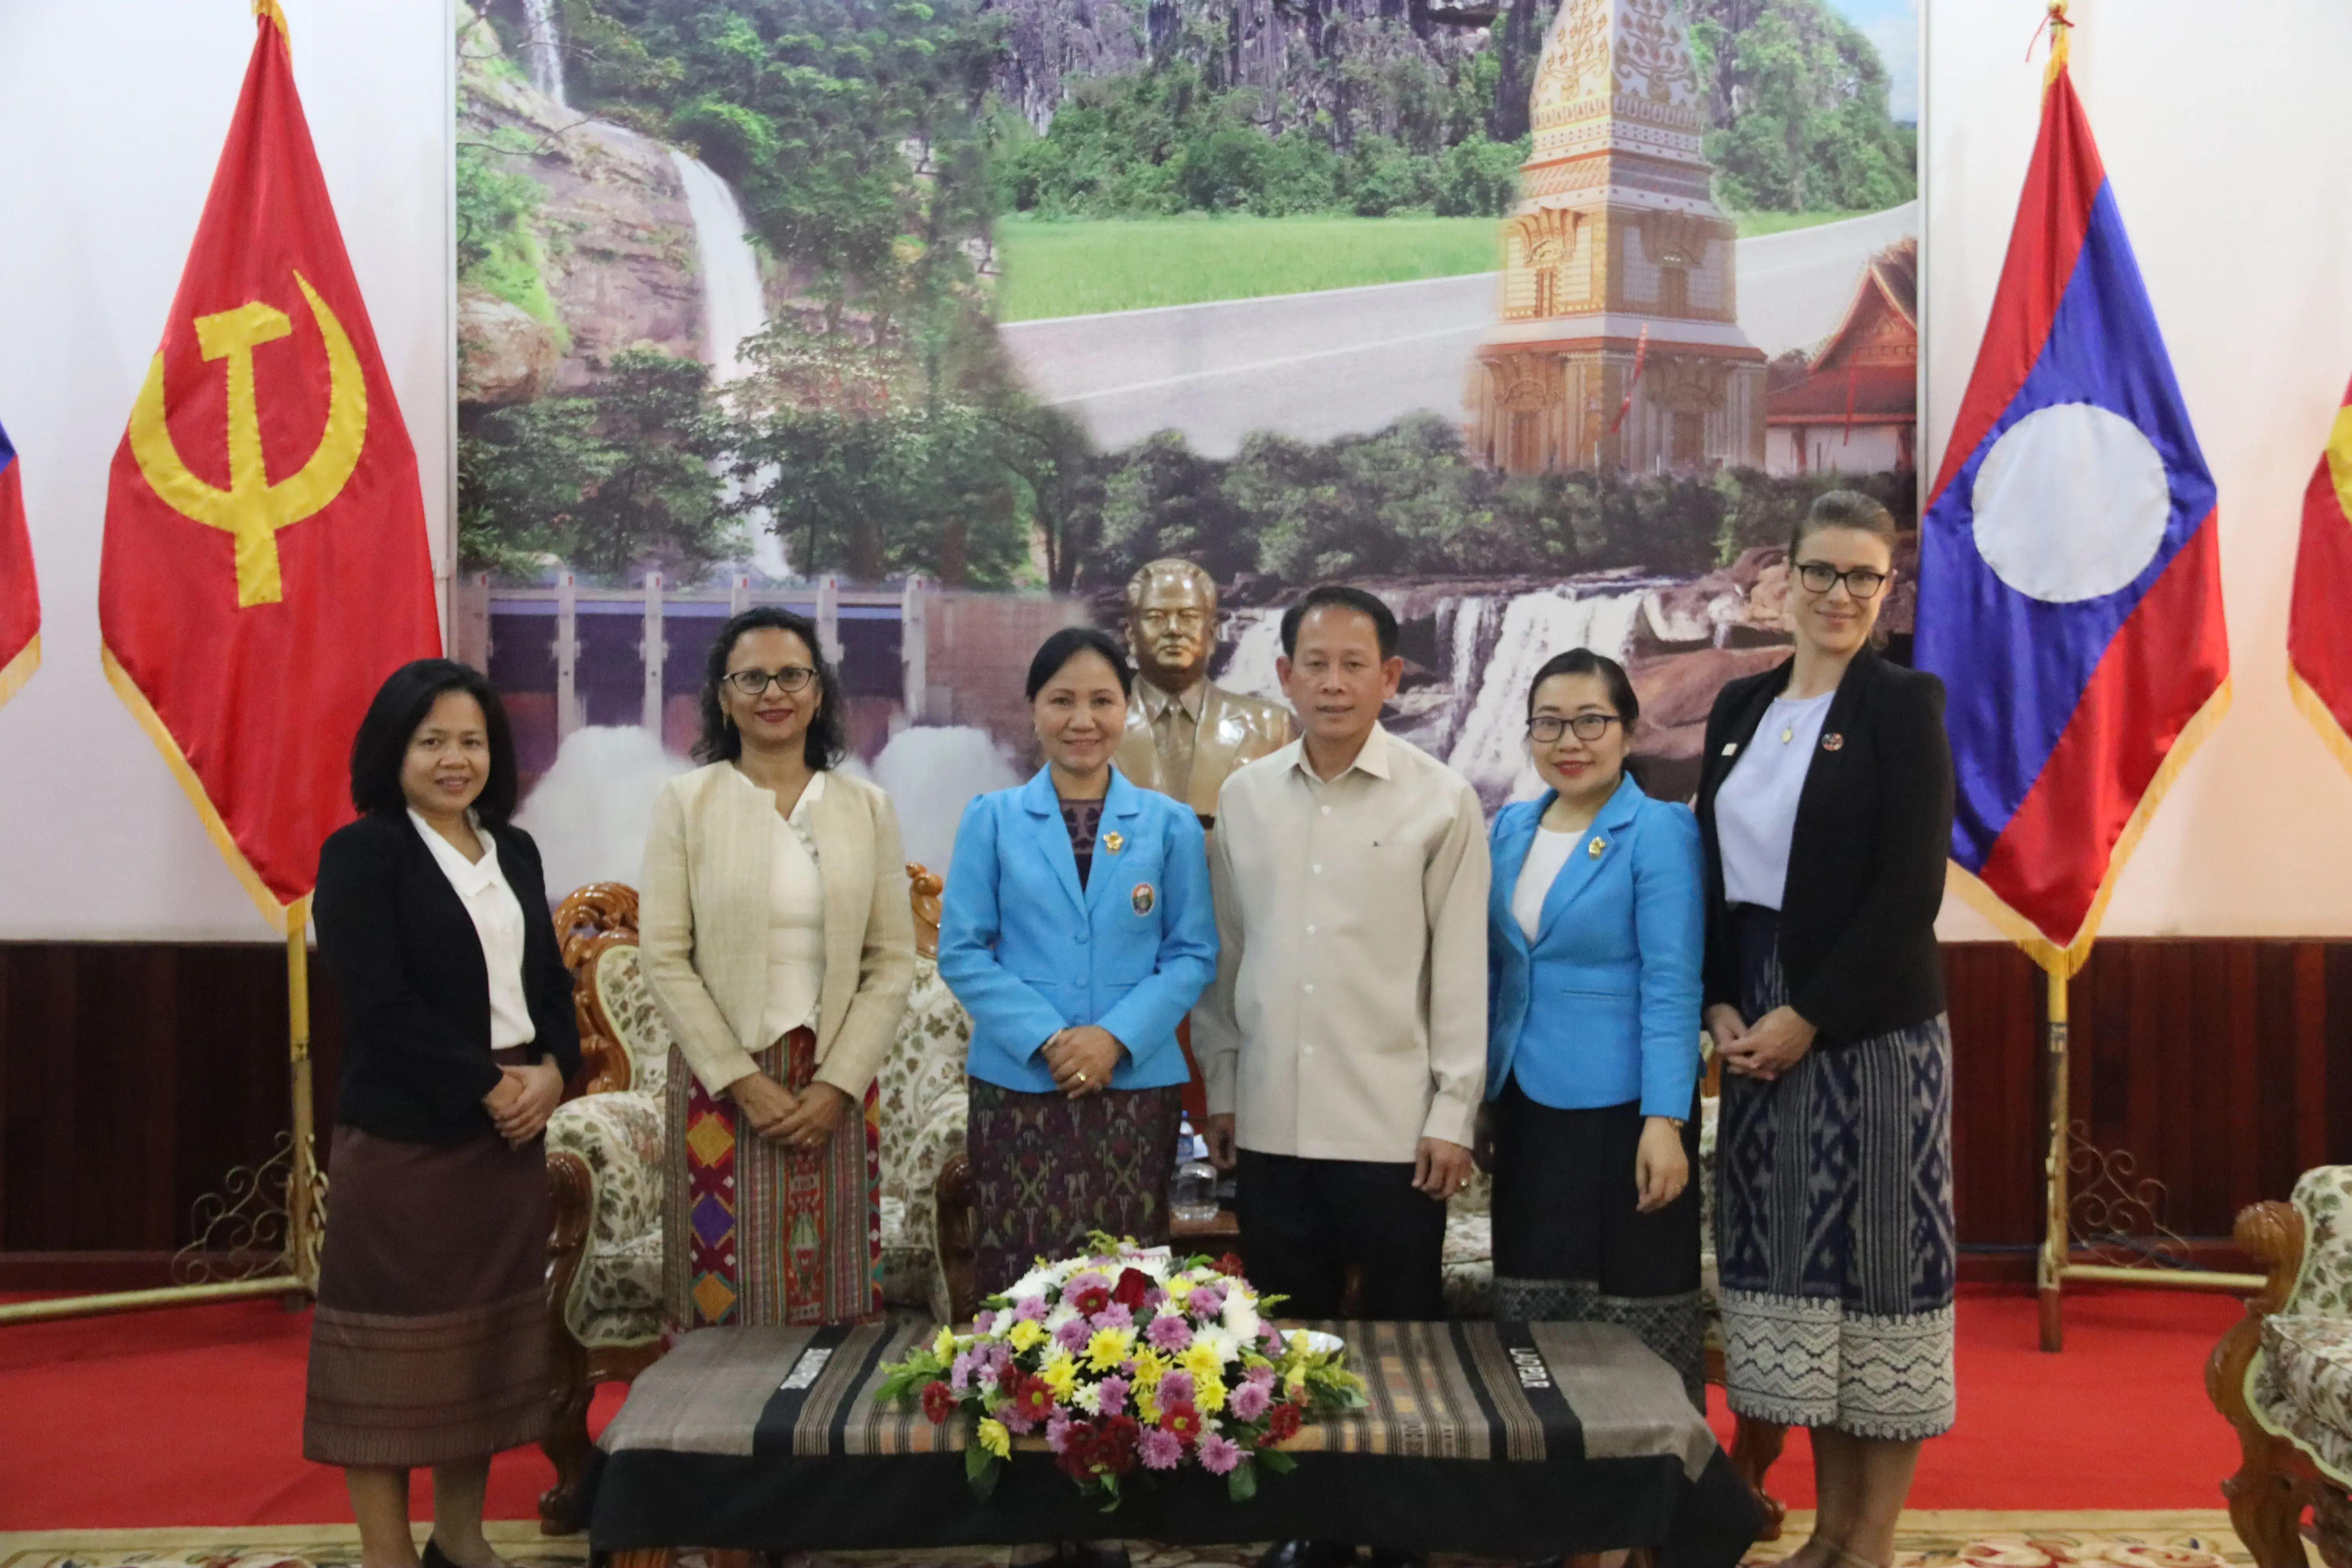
1708, 1002, 1817, 1082
726, 1071, 852, 1149
1044, 1024, 1124, 1099
481, 1060, 565, 1149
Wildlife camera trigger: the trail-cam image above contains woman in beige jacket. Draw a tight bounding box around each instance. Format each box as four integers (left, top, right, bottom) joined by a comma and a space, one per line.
642, 608, 915, 1330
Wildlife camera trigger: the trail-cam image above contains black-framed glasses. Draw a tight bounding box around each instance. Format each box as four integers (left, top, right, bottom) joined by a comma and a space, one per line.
1527, 713, 1621, 744
1794, 561, 1891, 599
723, 666, 818, 697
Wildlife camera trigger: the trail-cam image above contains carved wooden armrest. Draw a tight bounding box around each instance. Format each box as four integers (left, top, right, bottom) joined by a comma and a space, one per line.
935, 1151, 980, 1323
2209, 1198, 2316, 1568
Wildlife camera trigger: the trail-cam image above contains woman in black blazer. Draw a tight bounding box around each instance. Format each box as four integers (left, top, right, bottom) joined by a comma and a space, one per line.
1694, 492, 1955, 1568
306, 659, 580, 1568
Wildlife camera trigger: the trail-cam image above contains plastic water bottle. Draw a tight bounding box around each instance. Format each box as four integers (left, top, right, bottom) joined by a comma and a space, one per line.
1171, 1117, 1220, 1223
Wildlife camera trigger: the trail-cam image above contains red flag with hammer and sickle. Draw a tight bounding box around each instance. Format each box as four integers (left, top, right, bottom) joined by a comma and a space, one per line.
99, 0, 440, 930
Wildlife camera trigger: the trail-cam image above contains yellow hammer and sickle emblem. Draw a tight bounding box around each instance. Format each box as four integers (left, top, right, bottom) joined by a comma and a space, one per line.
128, 270, 367, 608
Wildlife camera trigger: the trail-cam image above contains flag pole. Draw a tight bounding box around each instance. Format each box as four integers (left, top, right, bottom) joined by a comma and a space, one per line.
287, 897, 321, 1293
2038, 965, 2069, 1351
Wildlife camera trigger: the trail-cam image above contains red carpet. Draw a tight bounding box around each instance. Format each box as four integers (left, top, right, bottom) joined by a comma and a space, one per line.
0, 1286, 2242, 1530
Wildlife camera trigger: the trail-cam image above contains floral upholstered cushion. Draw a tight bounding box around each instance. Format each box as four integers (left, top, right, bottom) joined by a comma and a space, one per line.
2255, 1311, 2352, 1488
2293, 1165, 2352, 1319
595, 944, 673, 1100
877, 953, 974, 1310
1442, 1209, 1494, 1318
546, 1087, 666, 1348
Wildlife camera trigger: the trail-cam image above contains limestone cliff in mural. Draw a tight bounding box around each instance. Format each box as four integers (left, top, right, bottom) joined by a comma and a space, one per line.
1468, 0, 1767, 476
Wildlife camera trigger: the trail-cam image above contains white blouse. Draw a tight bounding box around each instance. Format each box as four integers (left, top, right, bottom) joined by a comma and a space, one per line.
408, 809, 536, 1049
1510, 825, 1580, 941
735, 767, 828, 1046
1715, 690, 1836, 911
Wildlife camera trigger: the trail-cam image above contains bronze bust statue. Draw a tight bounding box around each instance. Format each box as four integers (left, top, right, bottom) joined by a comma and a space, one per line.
1112, 559, 1294, 823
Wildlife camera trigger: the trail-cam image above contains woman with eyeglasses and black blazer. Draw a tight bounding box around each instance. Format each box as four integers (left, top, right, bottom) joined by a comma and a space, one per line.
640, 608, 915, 1331
1695, 490, 1957, 1568
307, 659, 580, 1568
1480, 648, 1707, 1411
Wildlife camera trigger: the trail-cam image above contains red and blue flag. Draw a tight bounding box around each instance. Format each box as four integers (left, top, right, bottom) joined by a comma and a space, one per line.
0, 419, 36, 711
1915, 62, 2229, 975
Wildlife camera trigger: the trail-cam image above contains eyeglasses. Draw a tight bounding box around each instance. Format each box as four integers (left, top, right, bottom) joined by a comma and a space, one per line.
1527, 713, 1622, 744
723, 666, 817, 697
1794, 561, 1891, 599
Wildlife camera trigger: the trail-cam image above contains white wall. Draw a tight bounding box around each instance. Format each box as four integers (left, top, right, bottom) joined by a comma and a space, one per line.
1926, 0, 2352, 942
0, 0, 452, 940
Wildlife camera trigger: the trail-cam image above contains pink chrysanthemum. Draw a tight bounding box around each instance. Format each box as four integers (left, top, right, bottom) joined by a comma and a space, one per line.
1045, 1412, 1074, 1454
1158, 1370, 1195, 1406
1093, 1301, 1134, 1329
1138, 1428, 1183, 1471
973, 1309, 998, 1336
1053, 1317, 1092, 1352
1186, 1285, 1227, 1318
1246, 1362, 1277, 1388
1196, 1433, 1243, 1475
1013, 1295, 1050, 1323
1229, 1380, 1271, 1421
1096, 1375, 1130, 1416
1146, 1314, 1193, 1352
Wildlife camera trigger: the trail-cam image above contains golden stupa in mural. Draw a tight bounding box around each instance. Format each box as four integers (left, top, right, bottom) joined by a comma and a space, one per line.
1467, 0, 1766, 475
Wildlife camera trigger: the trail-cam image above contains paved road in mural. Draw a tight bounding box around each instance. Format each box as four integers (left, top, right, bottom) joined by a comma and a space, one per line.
1000, 203, 1918, 456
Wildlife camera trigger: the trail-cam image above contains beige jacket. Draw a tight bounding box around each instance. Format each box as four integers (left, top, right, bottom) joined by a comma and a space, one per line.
641, 762, 915, 1098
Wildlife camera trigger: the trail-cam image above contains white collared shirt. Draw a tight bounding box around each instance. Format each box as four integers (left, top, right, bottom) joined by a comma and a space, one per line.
732, 766, 828, 1045
408, 809, 536, 1049
1196, 724, 1492, 1161
1717, 690, 1835, 910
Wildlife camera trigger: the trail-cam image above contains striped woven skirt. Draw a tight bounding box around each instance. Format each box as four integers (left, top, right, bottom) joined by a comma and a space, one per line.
663, 1026, 882, 1331
1715, 906, 1957, 1440
967, 1079, 1184, 1299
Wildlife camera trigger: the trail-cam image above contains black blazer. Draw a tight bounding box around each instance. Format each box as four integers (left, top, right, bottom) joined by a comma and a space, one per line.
314, 811, 581, 1146
1693, 646, 1954, 1045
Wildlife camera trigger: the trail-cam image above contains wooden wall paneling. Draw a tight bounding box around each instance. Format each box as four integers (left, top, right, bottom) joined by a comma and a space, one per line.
1943, 940, 2041, 1249
2290, 946, 2329, 1175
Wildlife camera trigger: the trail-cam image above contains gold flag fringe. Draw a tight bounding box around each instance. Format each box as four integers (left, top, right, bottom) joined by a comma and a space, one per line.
0, 633, 37, 712
2289, 664, 2352, 783
1950, 676, 2233, 980
102, 642, 299, 935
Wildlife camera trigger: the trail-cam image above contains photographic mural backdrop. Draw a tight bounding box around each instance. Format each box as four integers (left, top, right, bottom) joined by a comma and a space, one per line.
452, 0, 1921, 893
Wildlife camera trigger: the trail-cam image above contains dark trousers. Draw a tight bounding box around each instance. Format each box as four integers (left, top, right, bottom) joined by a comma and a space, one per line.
1234, 1149, 1448, 1321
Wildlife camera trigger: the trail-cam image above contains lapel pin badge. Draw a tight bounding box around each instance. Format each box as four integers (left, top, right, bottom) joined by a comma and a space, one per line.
1721, 742, 1739, 757
1131, 883, 1156, 916
1587, 836, 1606, 858
1821, 733, 1845, 752
1103, 831, 1125, 854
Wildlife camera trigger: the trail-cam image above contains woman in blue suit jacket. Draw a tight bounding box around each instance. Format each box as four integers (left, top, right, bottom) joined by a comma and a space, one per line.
939, 628, 1218, 1298
1483, 648, 1708, 1407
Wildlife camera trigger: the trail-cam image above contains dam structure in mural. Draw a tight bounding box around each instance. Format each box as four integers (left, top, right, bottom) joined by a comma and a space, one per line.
1467, 0, 1767, 475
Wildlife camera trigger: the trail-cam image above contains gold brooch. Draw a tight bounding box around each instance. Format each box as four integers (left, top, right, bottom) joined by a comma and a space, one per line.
1103, 831, 1125, 853
1588, 837, 1606, 858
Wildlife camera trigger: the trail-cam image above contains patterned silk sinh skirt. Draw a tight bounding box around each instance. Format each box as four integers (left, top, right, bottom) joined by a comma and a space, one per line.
664, 1025, 883, 1331
1490, 1081, 1707, 1410
1716, 905, 1957, 1440
967, 1078, 1185, 1299
303, 1048, 549, 1468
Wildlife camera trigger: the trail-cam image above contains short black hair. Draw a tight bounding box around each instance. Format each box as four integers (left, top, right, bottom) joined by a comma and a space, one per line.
1791, 489, 1899, 556
694, 608, 848, 769
1027, 626, 1134, 702
349, 659, 519, 827
1278, 584, 1399, 661
1527, 647, 1641, 730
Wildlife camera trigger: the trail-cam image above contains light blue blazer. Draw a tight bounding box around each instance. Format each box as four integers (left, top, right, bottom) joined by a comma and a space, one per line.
1485, 773, 1705, 1119
938, 768, 1217, 1094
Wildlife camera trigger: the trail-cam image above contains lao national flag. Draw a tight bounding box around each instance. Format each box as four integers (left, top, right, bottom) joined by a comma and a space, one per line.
0, 420, 35, 711
1915, 66, 2228, 975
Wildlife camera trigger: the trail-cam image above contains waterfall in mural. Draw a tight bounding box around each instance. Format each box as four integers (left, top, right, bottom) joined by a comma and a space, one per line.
1445, 586, 1649, 806
519, 0, 566, 105
668, 148, 789, 579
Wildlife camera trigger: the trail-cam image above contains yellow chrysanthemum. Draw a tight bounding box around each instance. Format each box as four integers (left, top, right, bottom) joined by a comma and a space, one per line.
1085, 1327, 1136, 1372
933, 1325, 959, 1358
1135, 1387, 1160, 1426
976, 1418, 1011, 1459
1178, 1343, 1225, 1382
1007, 1318, 1046, 1353
1039, 1357, 1079, 1399
1129, 1348, 1166, 1388
1194, 1375, 1227, 1414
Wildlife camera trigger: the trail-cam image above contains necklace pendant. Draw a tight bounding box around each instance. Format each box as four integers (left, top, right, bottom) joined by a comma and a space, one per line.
1779, 726, 1794, 744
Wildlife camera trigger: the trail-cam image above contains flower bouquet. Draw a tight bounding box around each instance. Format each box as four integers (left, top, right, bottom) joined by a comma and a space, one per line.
877, 1234, 1367, 1506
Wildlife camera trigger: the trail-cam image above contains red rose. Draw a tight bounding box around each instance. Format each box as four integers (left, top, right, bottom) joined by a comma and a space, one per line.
1212, 1252, 1246, 1278
1112, 1267, 1154, 1310
1100, 1413, 1142, 1474
920, 1380, 956, 1423
1011, 1374, 1057, 1425
1267, 1401, 1303, 1441
1069, 1283, 1112, 1315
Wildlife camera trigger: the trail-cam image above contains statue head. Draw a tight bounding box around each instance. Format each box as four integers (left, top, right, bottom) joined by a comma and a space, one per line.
1124, 559, 1219, 692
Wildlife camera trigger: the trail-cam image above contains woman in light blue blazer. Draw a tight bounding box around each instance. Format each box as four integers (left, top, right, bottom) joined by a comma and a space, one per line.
1483, 647, 1707, 1407
939, 627, 1218, 1299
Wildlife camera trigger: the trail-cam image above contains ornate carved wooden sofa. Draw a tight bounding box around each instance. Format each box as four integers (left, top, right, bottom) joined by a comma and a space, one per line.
535, 868, 973, 1532
2210, 1167, 2352, 1568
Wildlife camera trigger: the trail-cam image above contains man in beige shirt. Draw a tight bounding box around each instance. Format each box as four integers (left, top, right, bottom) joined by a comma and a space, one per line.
1195, 584, 1490, 1331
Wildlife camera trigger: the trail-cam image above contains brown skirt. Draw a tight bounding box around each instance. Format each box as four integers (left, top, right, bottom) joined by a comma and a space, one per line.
303, 1084, 549, 1467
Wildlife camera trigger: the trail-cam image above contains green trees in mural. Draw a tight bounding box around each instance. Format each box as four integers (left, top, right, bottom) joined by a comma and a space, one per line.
1686, 0, 1917, 214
